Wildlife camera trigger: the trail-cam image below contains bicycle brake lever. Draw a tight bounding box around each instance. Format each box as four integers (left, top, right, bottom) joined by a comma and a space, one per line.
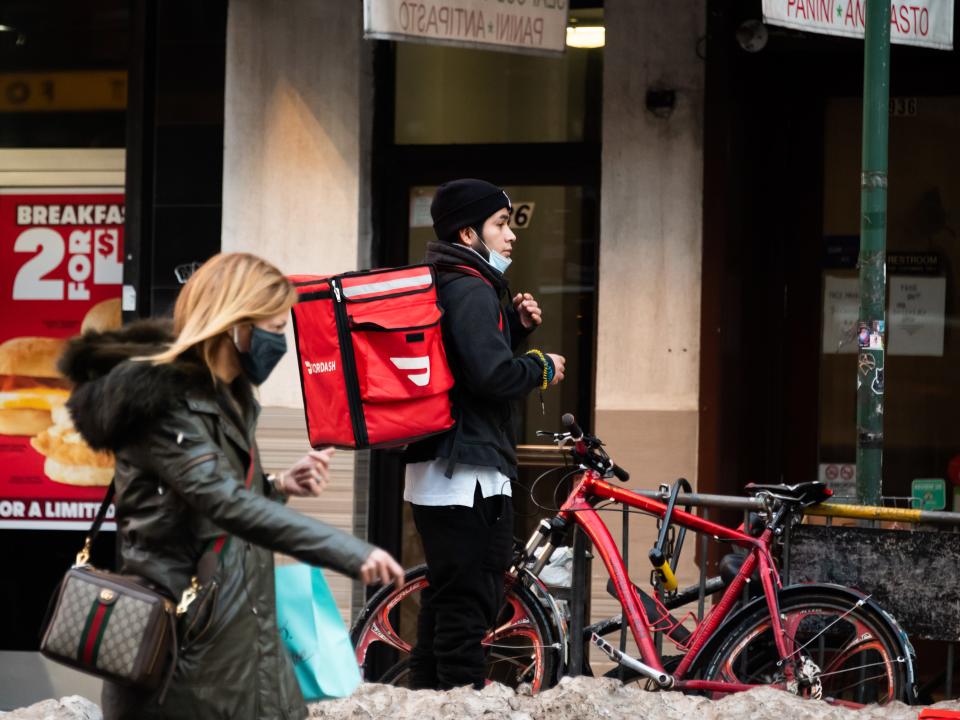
537, 431, 574, 448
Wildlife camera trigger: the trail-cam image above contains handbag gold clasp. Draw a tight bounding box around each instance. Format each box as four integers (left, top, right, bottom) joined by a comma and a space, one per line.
74, 539, 92, 567
176, 576, 200, 616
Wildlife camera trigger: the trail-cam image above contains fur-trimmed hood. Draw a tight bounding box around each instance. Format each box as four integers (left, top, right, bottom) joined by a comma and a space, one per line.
60, 319, 228, 452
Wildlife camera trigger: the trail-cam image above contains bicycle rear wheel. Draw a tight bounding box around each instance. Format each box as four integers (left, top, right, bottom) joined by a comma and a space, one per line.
701, 589, 910, 705
350, 564, 559, 692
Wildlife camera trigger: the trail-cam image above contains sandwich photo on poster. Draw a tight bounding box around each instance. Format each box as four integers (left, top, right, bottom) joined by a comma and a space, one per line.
0, 188, 124, 529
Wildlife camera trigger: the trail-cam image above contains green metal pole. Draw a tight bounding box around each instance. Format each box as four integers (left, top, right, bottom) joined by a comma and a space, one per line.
856, 0, 891, 505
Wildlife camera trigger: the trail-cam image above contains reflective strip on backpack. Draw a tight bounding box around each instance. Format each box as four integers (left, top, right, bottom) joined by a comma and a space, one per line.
341, 271, 433, 299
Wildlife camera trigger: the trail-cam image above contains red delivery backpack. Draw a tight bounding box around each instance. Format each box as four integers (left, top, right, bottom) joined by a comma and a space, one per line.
290, 265, 455, 449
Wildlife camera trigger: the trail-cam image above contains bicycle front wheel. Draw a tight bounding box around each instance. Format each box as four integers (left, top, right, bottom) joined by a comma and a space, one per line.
701, 588, 910, 705
350, 564, 558, 692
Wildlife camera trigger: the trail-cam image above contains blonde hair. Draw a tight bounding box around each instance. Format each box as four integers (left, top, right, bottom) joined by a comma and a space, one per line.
147, 252, 297, 369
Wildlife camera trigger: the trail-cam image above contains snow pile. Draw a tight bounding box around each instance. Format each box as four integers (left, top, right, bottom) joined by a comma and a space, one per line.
309, 677, 944, 720
2, 695, 101, 720
11, 678, 960, 719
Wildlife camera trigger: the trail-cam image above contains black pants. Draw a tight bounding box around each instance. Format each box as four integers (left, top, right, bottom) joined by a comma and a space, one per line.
409, 485, 514, 690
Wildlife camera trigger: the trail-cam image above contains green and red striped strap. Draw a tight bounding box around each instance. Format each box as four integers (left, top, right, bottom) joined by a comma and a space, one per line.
77, 597, 116, 666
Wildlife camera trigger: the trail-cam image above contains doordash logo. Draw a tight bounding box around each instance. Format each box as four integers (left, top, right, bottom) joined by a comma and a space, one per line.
304, 359, 336, 375
390, 356, 430, 387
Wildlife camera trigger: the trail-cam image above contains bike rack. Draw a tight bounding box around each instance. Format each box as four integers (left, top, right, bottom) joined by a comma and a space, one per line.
568, 526, 591, 677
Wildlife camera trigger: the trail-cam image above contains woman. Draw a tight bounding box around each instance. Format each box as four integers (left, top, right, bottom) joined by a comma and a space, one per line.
61, 253, 403, 719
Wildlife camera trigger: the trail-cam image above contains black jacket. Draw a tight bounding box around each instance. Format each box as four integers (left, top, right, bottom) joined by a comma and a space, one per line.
406, 242, 544, 480
62, 320, 373, 720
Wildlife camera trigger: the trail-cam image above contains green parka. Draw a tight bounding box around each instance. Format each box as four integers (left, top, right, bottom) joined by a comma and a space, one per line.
61, 320, 373, 720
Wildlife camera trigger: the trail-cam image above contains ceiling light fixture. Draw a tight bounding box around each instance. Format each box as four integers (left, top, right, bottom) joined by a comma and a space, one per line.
566, 25, 605, 49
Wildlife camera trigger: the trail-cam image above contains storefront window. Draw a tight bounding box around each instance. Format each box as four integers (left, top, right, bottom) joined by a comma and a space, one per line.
394, 36, 602, 144
389, 18, 603, 561
0, 3, 128, 148
819, 96, 960, 503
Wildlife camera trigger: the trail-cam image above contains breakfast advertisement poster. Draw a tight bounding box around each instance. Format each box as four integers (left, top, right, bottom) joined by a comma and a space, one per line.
0, 188, 124, 530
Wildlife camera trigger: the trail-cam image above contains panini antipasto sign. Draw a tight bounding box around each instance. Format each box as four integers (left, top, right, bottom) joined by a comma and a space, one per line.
364, 0, 569, 54
763, 0, 954, 50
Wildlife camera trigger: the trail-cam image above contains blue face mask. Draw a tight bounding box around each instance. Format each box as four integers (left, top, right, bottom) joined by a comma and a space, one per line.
486, 247, 512, 274
470, 228, 512, 275
236, 326, 287, 385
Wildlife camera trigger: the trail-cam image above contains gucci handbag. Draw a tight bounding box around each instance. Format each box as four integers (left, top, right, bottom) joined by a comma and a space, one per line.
40, 482, 179, 700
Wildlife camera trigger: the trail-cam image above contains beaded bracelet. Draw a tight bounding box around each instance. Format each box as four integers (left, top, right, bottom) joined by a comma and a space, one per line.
525, 349, 550, 391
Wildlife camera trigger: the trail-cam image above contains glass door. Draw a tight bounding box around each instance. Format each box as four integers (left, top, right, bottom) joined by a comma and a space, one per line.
403, 182, 598, 558
366, 20, 604, 577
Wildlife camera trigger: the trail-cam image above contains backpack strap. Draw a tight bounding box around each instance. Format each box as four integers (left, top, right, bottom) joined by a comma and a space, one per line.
438, 263, 504, 332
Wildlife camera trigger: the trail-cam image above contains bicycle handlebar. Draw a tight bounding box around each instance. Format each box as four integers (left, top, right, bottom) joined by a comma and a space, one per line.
553, 413, 630, 483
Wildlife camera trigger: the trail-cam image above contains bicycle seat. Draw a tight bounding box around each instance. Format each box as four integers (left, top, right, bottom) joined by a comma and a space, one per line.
744, 481, 832, 507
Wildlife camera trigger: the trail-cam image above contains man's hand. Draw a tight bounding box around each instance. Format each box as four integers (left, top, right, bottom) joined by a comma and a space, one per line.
513, 292, 542, 329
547, 353, 566, 385
282, 448, 335, 496
360, 548, 405, 590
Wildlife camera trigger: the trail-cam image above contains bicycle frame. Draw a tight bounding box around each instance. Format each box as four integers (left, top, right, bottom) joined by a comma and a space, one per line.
559, 467, 797, 694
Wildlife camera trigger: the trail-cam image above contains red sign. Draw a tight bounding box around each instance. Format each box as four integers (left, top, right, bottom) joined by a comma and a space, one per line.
0, 189, 124, 529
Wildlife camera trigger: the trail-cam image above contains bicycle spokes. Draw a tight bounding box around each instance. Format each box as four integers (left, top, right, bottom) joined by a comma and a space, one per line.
354, 574, 551, 692
713, 605, 898, 704
365, 577, 425, 656
482, 593, 549, 687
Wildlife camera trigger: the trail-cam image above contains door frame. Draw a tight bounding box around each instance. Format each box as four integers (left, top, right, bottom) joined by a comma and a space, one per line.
365, 41, 603, 564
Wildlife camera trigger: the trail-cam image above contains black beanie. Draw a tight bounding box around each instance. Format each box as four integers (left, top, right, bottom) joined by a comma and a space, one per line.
431, 179, 512, 243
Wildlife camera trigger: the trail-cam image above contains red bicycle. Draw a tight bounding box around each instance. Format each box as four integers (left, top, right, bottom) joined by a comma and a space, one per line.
352, 414, 916, 705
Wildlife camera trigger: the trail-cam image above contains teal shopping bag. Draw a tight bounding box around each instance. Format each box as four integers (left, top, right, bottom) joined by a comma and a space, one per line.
275, 563, 361, 700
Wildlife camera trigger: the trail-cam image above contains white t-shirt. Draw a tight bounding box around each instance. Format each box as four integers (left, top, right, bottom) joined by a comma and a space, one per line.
404, 459, 512, 507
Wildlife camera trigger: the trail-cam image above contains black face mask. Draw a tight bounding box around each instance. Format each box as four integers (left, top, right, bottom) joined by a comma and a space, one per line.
237, 326, 287, 385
